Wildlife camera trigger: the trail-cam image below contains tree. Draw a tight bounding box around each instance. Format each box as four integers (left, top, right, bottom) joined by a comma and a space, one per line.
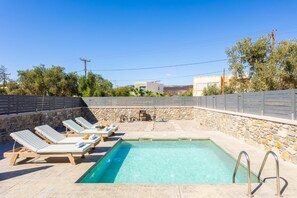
154, 92, 164, 97
4, 65, 114, 97
222, 84, 235, 94
249, 59, 279, 91
17, 65, 47, 95
276, 40, 297, 89
43, 66, 79, 96
180, 88, 193, 96
0, 65, 10, 86
130, 88, 164, 97
5, 81, 20, 95
226, 31, 297, 93
16, 65, 79, 96
202, 84, 221, 96
112, 86, 131, 96
78, 72, 113, 96
130, 88, 146, 96
226, 36, 273, 92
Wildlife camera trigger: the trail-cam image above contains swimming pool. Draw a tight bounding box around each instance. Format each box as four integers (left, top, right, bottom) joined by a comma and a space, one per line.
79, 139, 258, 184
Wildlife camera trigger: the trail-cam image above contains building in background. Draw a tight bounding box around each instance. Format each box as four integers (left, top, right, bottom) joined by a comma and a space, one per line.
192, 75, 230, 96
134, 81, 164, 93
164, 85, 192, 96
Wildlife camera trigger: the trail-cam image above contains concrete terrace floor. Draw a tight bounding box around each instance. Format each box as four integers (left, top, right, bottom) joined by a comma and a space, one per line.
0, 120, 297, 198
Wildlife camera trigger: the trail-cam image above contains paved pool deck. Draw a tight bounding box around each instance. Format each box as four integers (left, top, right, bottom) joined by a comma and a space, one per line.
0, 120, 297, 198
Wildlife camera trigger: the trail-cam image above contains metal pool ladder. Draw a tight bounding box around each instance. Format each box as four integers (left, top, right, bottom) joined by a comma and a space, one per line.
233, 151, 281, 197
233, 151, 253, 197
257, 151, 281, 197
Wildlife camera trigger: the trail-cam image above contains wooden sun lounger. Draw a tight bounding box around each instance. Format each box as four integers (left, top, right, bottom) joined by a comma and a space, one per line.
62, 119, 114, 142
75, 116, 119, 133
4, 130, 91, 166
4, 148, 85, 166
34, 125, 101, 149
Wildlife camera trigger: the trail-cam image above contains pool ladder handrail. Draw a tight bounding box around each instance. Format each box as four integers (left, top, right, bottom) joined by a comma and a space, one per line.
257, 151, 281, 197
232, 151, 253, 197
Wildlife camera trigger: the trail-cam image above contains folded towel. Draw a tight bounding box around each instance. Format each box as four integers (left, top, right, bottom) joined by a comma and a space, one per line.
89, 134, 97, 140
76, 142, 85, 148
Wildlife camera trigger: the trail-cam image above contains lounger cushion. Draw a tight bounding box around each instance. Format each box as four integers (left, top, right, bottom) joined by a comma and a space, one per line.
35, 124, 100, 144
57, 136, 100, 144
75, 117, 94, 129
63, 120, 85, 133
63, 119, 113, 136
10, 130, 49, 152
35, 125, 66, 143
75, 117, 119, 130
37, 144, 90, 153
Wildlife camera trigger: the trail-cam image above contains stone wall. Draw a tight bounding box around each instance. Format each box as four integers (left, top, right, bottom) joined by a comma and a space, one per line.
194, 107, 297, 164
0, 107, 82, 143
82, 107, 194, 122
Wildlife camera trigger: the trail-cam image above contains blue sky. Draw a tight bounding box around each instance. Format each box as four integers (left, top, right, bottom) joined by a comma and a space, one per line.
1, 0, 297, 86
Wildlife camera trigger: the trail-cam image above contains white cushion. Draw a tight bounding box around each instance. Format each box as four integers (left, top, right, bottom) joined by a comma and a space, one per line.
10, 130, 48, 152
35, 125, 66, 143
37, 144, 90, 153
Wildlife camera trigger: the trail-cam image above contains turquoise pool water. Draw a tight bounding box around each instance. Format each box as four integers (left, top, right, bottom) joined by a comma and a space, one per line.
80, 140, 258, 184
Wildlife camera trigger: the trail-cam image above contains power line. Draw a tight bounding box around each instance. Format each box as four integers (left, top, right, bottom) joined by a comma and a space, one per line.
111, 70, 225, 82
89, 59, 228, 72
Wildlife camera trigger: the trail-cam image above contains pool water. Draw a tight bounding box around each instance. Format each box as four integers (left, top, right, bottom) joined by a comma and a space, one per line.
79, 140, 258, 184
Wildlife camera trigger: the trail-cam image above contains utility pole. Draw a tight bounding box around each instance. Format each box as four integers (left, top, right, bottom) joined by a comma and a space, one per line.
271, 29, 277, 53
80, 58, 91, 79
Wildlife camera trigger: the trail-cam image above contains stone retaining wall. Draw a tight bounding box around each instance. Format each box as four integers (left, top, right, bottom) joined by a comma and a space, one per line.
82, 107, 194, 122
0, 107, 82, 143
194, 107, 297, 164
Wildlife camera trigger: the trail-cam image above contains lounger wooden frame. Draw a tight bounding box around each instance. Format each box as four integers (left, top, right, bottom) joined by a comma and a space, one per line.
4, 147, 89, 166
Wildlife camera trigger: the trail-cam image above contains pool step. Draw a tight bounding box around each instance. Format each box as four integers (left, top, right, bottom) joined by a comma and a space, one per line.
138, 138, 153, 141
178, 138, 192, 141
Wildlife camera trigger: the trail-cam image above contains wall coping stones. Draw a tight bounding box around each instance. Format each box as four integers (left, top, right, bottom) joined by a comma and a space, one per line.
194, 107, 297, 126
86, 106, 194, 109
0, 107, 82, 118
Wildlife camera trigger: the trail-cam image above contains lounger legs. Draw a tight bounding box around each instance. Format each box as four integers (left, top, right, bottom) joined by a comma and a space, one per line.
10, 153, 19, 166
67, 153, 76, 165
91, 144, 96, 150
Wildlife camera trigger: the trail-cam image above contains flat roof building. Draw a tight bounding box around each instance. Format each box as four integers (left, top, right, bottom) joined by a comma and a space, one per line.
134, 81, 164, 94
193, 75, 230, 96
